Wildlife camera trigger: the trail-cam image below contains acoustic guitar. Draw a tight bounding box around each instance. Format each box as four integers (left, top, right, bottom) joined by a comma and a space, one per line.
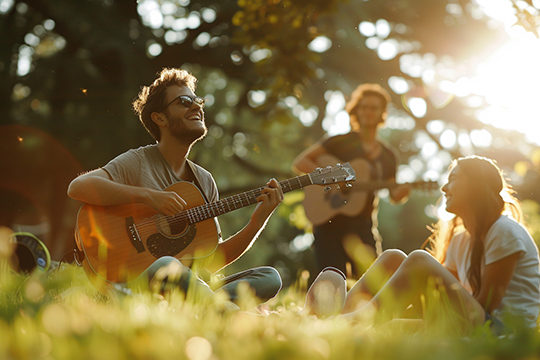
303, 154, 438, 226
75, 163, 355, 287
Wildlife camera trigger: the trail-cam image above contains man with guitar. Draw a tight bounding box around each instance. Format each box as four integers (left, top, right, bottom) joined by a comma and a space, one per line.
68, 68, 284, 309
292, 83, 410, 278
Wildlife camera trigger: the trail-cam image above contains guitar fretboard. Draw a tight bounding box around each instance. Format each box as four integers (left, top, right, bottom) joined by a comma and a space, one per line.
182, 174, 313, 224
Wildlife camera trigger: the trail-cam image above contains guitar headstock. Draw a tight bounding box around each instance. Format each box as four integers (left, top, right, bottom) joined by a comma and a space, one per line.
309, 162, 356, 186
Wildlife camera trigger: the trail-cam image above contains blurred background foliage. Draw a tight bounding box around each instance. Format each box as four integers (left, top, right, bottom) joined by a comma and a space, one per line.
1, 0, 540, 286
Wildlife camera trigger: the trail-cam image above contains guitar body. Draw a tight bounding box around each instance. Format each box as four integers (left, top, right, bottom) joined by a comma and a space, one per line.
74, 163, 357, 290
303, 154, 439, 227
75, 182, 218, 285
303, 155, 372, 226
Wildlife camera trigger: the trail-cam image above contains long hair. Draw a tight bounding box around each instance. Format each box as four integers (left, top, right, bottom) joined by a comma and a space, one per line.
425, 156, 522, 296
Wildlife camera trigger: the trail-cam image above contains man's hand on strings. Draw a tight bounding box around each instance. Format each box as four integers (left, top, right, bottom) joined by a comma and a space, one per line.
251, 178, 284, 227
145, 189, 188, 216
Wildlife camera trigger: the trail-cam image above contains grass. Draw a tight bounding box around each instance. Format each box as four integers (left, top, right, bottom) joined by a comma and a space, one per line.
1, 262, 540, 360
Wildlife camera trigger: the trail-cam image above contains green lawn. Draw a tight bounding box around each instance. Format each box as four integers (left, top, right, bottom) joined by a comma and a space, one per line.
1, 263, 539, 360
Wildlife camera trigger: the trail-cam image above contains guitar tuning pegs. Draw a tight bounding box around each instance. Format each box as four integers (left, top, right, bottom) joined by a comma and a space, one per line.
335, 184, 340, 190
345, 183, 353, 188
324, 186, 332, 192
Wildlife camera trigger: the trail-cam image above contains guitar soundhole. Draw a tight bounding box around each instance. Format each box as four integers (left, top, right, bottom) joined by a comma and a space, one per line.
146, 215, 197, 258
326, 189, 351, 209
156, 214, 188, 237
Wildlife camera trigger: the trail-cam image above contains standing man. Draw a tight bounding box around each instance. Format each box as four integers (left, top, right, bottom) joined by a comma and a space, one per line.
292, 84, 410, 278
68, 68, 283, 309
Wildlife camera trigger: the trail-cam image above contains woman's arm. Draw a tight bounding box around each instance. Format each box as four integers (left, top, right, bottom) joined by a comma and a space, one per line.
476, 252, 520, 313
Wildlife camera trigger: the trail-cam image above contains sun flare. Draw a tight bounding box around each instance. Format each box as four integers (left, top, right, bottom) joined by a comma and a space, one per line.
472, 34, 540, 144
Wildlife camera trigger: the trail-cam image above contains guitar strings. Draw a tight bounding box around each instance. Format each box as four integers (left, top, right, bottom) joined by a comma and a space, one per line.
131, 168, 355, 234
133, 171, 354, 233
131, 187, 271, 234
130, 176, 310, 235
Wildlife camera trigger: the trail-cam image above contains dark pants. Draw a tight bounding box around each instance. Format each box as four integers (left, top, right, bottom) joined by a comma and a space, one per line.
210, 267, 283, 302
313, 215, 376, 277
136, 256, 282, 308
484, 311, 507, 335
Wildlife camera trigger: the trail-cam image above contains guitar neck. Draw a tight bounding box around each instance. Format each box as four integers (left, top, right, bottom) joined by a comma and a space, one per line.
183, 174, 313, 224
352, 180, 437, 192
352, 180, 397, 192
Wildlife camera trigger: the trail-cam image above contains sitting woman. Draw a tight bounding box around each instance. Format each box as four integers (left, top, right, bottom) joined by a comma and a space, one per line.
302, 156, 540, 333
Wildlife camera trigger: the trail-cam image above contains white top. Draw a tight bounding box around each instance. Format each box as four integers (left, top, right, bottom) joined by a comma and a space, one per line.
445, 215, 540, 327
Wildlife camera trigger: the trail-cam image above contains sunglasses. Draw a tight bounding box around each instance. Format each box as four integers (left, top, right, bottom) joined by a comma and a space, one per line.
160, 95, 205, 112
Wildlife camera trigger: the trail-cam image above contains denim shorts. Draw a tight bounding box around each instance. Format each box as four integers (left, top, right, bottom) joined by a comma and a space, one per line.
485, 311, 507, 335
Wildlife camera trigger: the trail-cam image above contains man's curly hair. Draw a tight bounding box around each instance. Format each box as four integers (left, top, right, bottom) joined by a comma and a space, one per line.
345, 83, 391, 132
132, 68, 198, 141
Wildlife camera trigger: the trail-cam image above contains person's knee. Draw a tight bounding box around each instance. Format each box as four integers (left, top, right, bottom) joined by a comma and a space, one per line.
310, 268, 347, 295
379, 249, 407, 261
152, 256, 181, 267
402, 250, 436, 271
255, 266, 283, 299
314, 267, 346, 285
377, 249, 407, 271
146, 256, 190, 282
148, 255, 181, 269
407, 249, 433, 261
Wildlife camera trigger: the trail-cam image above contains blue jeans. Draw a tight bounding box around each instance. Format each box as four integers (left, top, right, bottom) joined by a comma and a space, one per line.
134, 256, 282, 308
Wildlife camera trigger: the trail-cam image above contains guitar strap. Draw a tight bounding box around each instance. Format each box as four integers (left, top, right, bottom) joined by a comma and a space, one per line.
187, 160, 211, 203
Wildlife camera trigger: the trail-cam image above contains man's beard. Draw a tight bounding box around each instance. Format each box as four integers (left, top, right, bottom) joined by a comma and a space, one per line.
170, 120, 208, 145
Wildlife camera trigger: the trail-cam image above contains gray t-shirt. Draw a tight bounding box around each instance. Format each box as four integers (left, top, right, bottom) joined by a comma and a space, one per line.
102, 144, 218, 201
102, 144, 221, 238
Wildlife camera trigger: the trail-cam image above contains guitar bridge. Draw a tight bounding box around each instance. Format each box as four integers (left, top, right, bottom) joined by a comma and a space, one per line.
126, 216, 145, 253
146, 224, 197, 258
